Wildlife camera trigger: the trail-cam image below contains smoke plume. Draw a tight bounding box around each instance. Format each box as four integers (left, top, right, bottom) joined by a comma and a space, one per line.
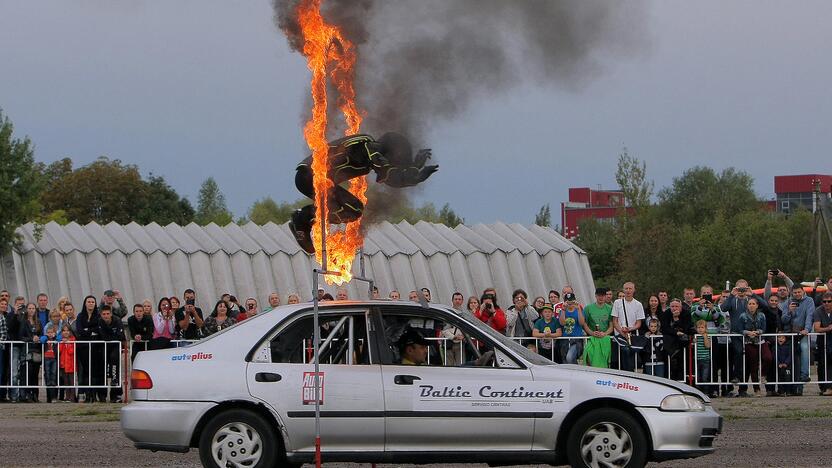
273, 0, 648, 142
274, 0, 648, 225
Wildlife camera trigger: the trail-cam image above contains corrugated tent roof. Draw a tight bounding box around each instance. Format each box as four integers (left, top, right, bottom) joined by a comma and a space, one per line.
1, 221, 594, 313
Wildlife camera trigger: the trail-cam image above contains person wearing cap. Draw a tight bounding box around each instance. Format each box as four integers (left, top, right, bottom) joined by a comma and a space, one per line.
532, 303, 560, 360
398, 328, 429, 365
553, 285, 581, 320
557, 293, 587, 364
100, 290, 128, 320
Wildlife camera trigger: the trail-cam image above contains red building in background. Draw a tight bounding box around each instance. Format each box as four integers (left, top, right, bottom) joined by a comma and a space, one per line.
561, 174, 831, 239
561, 187, 635, 239
774, 174, 832, 213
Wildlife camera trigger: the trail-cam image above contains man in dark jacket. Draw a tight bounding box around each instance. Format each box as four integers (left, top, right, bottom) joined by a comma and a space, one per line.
127, 304, 154, 362
661, 300, 693, 381
99, 305, 125, 402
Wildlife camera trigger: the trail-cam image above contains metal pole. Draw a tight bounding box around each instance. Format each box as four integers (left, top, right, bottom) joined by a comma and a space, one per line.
312, 269, 322, 468
313, 212, 328, 468
816, 179, 823, 277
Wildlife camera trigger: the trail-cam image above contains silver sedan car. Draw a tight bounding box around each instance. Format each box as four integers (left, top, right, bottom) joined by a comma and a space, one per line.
122, 301, 721, 467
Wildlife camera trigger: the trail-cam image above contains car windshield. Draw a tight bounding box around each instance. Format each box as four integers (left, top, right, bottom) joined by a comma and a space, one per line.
442, 306, 554, 366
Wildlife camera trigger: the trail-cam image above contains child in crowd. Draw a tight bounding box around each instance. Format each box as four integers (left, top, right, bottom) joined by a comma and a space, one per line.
59, 325, 77, 402
775, 334, 794, 396
532, 304, 561, 361
694, 320, 714, 397
43, 309, 63, 337
642, 319, 666, 378
42, 323, 60, 403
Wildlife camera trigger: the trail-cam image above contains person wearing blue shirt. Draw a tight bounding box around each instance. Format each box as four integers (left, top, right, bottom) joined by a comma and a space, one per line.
782, 285, 816, 387
557, 293, 586, 365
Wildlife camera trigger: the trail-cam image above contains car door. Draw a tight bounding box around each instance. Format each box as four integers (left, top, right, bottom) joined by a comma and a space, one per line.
377, 306, 540, 452
247, 308, 385, 453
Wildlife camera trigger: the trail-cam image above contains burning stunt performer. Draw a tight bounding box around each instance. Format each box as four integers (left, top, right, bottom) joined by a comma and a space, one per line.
290, 132, 438, 253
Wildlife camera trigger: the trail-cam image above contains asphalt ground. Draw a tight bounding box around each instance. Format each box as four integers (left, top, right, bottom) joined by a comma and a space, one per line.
0, 395, 831, 467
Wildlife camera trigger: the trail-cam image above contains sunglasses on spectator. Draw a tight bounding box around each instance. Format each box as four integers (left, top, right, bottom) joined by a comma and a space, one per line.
824, 300, 832, 304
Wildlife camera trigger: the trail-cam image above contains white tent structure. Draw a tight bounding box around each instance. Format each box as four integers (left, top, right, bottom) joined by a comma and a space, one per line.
0, 221, 595, 311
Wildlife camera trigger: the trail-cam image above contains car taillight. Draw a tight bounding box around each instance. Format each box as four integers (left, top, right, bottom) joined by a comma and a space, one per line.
131, 369, 153, 390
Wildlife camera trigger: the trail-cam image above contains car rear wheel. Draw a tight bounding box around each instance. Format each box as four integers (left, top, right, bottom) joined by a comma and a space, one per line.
566, 408, 648, 468
199, 409, 278, 468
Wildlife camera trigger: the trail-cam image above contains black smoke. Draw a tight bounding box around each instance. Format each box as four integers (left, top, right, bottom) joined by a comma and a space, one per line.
274, 0, 648, 225
273, 0, 648, 141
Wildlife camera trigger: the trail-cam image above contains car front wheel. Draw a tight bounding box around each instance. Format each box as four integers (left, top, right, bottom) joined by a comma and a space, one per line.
566, 407, 648, 468
199, 409, 278, 468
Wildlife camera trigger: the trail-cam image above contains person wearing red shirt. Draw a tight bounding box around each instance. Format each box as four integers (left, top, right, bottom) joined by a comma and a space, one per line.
474, 293, 506, 333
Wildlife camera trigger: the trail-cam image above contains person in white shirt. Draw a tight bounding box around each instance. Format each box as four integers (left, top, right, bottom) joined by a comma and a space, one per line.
611, 281, 645, 372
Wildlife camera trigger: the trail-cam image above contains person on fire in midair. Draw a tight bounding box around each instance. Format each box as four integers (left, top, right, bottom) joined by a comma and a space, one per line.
290, 132, 438, 253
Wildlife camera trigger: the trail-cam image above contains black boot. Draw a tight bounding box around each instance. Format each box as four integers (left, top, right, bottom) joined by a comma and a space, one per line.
289, 206, 316, 254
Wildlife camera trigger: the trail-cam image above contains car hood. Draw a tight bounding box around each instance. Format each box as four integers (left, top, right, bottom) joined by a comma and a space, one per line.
555, 364, 710, 402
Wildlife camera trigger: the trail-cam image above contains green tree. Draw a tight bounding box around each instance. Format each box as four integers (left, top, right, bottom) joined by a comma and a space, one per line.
574, 218, 625, 288
535, 204, 551, 227
656, 166, 758, 225
195, 177, 233, 225
136, 175, 195, 225
615, 147, 653, 210
247, 197, 306, 225
0, 110, 41, 252
438, 203, 464, 227
39, 157, 148, 224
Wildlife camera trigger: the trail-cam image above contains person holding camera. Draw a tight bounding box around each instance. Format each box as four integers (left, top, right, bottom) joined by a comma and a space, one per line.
813, 277, 832, 307
474, 293, 506, 334
151, 297, 176, 350
176, 298, 205, 341
505, 289, 539, 345
691, 293, 726, 391
721, 278, 766, 394
236, 298, 260, 322
738, 298, 770, 396
764, 269, 794, 314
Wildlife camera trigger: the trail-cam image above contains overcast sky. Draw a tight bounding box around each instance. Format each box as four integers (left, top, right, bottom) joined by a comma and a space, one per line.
1, 1, 830, 225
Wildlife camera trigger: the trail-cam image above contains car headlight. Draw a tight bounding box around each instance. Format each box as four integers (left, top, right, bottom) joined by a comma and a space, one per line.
660, 394, 705, 412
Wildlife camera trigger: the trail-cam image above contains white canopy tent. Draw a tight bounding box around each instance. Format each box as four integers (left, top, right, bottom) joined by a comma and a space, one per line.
0, 221, 595, 311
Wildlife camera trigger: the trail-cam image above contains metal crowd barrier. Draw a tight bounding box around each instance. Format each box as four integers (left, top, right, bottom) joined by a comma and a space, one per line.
503, 332, 832, 388
0, 340, 124, 390
691, 332, 832, 388
15, 331, 822, 398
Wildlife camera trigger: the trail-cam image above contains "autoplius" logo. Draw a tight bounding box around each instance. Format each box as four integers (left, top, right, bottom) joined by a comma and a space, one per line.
595, 379, 639, 392
171, 352, 213, 362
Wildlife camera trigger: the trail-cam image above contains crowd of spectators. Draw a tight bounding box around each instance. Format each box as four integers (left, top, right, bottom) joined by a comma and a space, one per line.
426, 272, 832, 399
0, 271, 830, 402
